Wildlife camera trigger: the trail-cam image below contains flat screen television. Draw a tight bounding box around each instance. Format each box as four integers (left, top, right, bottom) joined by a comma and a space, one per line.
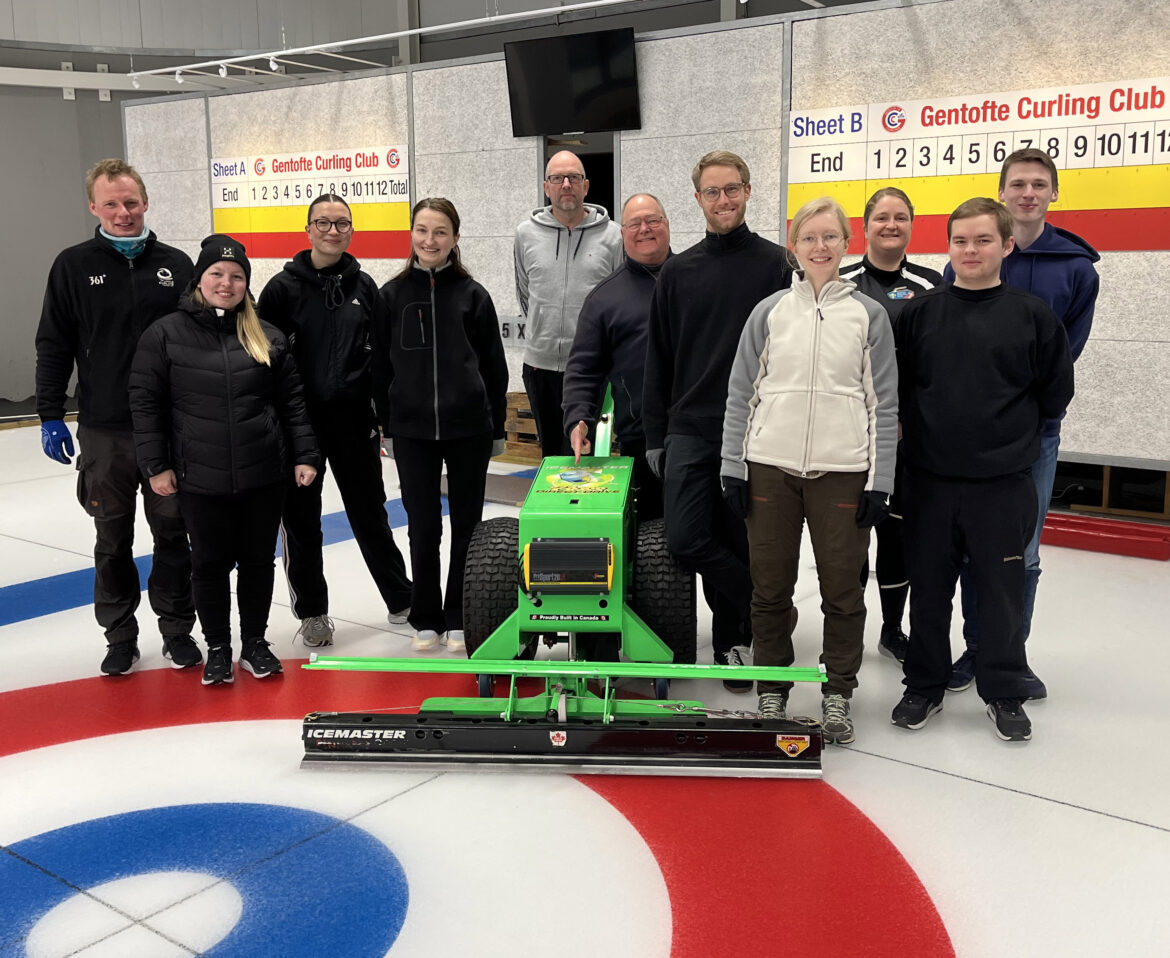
504, 27, 641, 137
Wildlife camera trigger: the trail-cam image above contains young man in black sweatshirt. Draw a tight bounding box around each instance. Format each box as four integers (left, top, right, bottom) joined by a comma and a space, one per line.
891, 198, 1073, 742
642, 151, 792, 685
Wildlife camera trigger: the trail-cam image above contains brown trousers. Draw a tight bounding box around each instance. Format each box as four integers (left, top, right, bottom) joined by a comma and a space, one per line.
745, 463, 869, 697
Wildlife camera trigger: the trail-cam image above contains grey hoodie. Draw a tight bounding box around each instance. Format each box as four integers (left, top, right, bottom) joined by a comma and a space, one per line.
513, 202, 622, 371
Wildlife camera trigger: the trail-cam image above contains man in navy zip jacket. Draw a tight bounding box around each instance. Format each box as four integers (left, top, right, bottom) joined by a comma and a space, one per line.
35, 159, 198, 677
642, 151, 792, 684
563, 193, 672, 522
945, 149, 1100, 700
258, 194, 411, 648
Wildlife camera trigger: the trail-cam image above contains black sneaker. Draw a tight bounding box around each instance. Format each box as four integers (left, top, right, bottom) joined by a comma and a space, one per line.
878, 624, 910, 663
1021, 667, 1047, 701
716, 645, 753, 693
987, 698, 1031, 741
891, 691, 942, 730
162, 634, 203, 669
100, 641, 140, 676
946, 648, 976, 692
201, 644, 234, 686
240, 638, 283, 679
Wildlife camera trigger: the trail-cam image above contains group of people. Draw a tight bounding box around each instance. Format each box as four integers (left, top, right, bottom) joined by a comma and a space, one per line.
543, 148, 1093, 745
36, 159, 506, 686
36, 143, 1096, 744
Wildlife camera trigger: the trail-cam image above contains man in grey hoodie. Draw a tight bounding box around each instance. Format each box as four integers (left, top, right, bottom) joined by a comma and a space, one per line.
514, 150, 622, 457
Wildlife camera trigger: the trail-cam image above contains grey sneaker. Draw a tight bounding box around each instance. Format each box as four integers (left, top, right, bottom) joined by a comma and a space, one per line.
821, 693, 854, 744
297, 615, 334, 648
718, 644, 753, 693
757, 692, 788, 719
444, 629, 466, 653
387, 606, 411, 626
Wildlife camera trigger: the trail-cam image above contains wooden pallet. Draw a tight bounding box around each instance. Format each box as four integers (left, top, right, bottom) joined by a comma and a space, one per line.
501, 391, 541, 464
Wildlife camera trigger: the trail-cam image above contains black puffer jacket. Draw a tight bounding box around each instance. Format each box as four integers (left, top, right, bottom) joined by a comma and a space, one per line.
129, 293, 319, 495
374, 264, 508, 441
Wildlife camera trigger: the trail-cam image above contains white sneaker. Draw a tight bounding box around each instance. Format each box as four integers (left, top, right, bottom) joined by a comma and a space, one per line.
297, 615, 334, 648
387, 606, 411, 626
411, 629, 441, 651
444, 630, 466, 653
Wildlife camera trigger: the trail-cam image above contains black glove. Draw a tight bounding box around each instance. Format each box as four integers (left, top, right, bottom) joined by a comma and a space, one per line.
646, 448, 665, 480
856, 491, 891, 529
722, 476, 750, 520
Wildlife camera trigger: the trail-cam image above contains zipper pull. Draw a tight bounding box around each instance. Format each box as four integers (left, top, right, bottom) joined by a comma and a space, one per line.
817, 307, 824, 322
418, 307, 426, 345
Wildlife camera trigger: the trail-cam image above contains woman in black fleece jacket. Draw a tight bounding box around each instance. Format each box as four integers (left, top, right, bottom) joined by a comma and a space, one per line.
375, 198, 508, 654
130, 235, 319, 686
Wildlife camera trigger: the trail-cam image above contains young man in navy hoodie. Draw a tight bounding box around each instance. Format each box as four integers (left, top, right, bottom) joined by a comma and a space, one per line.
947, 149, 1101, 699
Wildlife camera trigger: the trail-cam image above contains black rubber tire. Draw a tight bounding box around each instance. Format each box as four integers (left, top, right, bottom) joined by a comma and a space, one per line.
476, 673, 495, 698
631, 518, 697, 664
653, 677, 671, 700
463, 516, 520, 656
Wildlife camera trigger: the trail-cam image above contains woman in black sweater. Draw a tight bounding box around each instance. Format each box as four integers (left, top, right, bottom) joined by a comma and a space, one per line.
375, 198, 508, 654
130, 235, 319, 686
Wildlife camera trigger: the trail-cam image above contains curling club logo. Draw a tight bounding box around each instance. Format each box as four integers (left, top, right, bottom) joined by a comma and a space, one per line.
881, 106, 906, 133
387, 149, 400, 168
254, 158, 266, 176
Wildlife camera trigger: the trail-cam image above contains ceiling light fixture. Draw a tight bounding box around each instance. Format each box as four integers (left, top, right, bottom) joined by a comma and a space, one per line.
174, 69, 183, 84
218, 63, 228, 77
269, 57, 278, 71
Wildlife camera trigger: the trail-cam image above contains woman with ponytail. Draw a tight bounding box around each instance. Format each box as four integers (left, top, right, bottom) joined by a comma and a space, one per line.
130, 234, 319, 686
374, 198, 508, 654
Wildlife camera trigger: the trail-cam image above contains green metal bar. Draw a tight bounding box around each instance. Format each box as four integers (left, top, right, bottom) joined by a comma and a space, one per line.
421, 694, 708, 719
304, 654, 826, 683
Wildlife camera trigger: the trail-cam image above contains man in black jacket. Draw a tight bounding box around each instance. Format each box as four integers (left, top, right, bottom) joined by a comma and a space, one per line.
34, 159, 198, 677
563, 193, 671, 522
642, 151, 792, 685
258, 195, 412, 648
891, 198, 1074, 743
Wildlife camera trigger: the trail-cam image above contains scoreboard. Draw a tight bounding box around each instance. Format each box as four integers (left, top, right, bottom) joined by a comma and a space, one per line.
787, 78, 1170, 253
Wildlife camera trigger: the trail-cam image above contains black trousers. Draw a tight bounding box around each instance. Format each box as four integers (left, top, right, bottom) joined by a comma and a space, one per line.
902, 467, 1036, 702
613, 435, 663, 523
179, 484, 284, 647
860, 454, 908, 628
393, 432, 493, 634
522, 363, 571, 458
75, 425, 194, 646
279, 404, 411, 619
662, 433, 752, 657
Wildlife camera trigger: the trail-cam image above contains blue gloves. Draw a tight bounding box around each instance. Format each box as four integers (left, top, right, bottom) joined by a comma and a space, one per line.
721, 476, 750, 520
856, 491, 891, 529
41, 419, 75, 464
646, 448, 664, 480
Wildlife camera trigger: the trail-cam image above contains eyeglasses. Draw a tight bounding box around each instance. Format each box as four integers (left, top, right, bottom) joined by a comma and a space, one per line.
310, 218, 353, 234
621, 215, 666, 232
699, 183, 745, 202
545, 173, 585, 186
795, 232, 844, 248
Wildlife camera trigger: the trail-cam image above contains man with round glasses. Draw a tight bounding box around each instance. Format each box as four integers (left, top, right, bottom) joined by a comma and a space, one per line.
258, 193, 412, 649
514, 150, 622, 457
643, 150, 792, 690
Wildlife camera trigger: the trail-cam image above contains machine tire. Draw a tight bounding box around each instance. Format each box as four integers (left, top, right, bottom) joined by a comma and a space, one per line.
632, 518, 697, 664
463, 516, 520, 656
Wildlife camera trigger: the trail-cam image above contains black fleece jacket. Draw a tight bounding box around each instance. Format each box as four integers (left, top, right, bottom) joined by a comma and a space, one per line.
129, 294, 319, 496
374, 265, 508, 442
562, 252, 671, 444
642, 224, 791, 448
896, 283, 1074, 480
257, 250, 381, 413
36, 228, 193, 428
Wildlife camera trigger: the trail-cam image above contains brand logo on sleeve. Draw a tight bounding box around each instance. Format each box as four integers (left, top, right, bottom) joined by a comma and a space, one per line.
157, 267, 174, 287
89, 274, 106, 286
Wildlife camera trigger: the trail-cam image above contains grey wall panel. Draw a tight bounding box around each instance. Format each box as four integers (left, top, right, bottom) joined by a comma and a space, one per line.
621, 128, 783, 237
792, 0, 1170, 107
125, 98, 208, 176
624, 24, 785, 142
1060, 342, 1170, 464
0, 0, 12, 40
1090, 254, 1170, 344
141, 169, 212, 247
413, 147, 535, 239
207, 73, 409, 156
412, 60, 527, 154
458, 236, 521, 319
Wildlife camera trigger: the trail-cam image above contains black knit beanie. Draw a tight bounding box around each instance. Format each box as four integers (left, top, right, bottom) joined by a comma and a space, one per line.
194, 233, 251, 285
